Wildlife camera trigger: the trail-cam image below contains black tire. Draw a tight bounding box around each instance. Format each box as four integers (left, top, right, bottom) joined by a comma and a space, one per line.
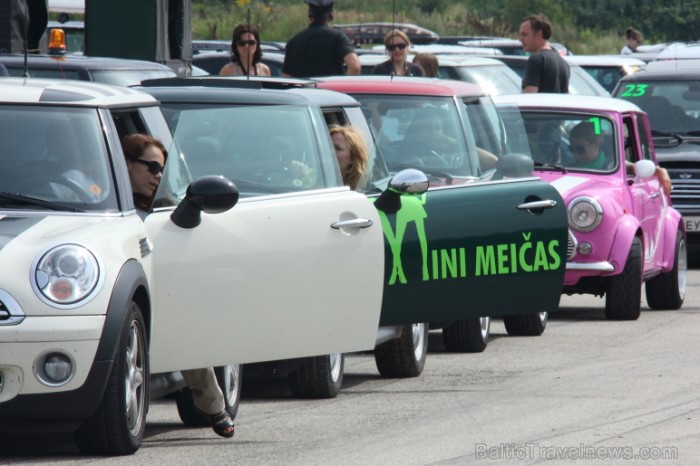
503, 312, 548, 336
605, 237, 643, 320
175, 364, 242, 426
74, 302, 149, 456
374, 322, 428, 378
442, 316, 490, 352
646, 231, 686, 310
288, 353, 344, 399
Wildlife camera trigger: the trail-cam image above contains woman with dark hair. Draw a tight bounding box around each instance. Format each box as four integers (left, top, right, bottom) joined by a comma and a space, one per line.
121, 133, 168, 217
219, 24, 271, 76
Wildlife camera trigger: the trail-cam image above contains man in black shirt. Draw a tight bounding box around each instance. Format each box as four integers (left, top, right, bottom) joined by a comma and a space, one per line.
283, 0, 360, 78
519, 14, 569, 93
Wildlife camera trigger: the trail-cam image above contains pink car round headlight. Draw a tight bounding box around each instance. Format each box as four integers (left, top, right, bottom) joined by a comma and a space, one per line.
568, 196, 602, 232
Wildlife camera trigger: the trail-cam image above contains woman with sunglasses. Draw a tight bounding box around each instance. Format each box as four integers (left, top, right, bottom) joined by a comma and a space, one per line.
372, 29, 424, 77
220, 24, 271, 77
121, 133, 236, 439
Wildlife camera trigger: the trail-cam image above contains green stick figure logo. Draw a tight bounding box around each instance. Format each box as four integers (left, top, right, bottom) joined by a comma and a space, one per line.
377, 193, 429, 285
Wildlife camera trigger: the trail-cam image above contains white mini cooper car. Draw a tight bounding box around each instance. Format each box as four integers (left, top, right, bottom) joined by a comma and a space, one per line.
0, 78, 386, 455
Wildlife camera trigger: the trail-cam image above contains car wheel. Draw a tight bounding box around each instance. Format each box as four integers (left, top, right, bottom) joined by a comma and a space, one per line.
374, 322, 428, 378
442, 316, 490, 352
175, 364, 242, 426
288, 353, 344, 399
75, 302, 149, 455
646, 231, 687, 310
503, 312, 548, 336
605, 236, 643, 320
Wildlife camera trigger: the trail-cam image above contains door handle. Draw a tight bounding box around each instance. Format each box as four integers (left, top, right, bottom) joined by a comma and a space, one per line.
650, 192, 661, 199
517, 200, 558, 210
331, 218, 374, 229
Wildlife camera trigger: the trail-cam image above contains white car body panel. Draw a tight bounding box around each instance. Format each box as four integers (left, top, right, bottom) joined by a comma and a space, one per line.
147, 189, 384, 372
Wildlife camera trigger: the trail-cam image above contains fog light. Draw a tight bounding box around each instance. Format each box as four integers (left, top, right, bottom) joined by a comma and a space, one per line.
578, 242, 593, 255
35, 351, 75, 386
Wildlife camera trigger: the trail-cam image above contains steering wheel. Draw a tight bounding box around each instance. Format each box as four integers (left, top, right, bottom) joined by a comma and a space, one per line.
12, 174, 93, 203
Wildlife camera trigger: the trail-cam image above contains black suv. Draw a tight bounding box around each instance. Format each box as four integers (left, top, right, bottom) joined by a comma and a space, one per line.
613, 67, 700, 249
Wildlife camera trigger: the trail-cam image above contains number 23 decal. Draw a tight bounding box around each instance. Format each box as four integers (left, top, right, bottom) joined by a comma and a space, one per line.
620, 84, 648, 97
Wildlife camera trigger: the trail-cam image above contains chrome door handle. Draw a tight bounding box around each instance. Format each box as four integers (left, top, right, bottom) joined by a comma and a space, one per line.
517, 200, 558, 210
331, 218, 374, 229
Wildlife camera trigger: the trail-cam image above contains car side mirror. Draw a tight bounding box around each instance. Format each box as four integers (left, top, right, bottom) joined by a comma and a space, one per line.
374, 168, 429, 214
171, 175, 239, 229
496, 153, 535, 179
634, 159, 656, 179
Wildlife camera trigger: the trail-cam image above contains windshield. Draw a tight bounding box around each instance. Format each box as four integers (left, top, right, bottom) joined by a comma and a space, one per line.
453, 65, 521, 96
0, 105, 117, 212
497, 107, 619, 173
351, 94, 503, 185
158, 103, 341, 199
615, 81, 700, 136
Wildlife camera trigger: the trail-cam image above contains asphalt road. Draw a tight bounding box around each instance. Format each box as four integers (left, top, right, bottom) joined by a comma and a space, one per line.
4, 270, 700, 465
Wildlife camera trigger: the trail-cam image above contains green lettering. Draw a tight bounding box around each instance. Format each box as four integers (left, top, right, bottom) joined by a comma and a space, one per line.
460, 248, 467, 278
548, 240, 561, 270
518, 242, 533, 272
497, 243, 509, 274
431, 249, 439, 280
510, 243, 517, 273
475, 246, 496, 276
441, 249, 458, 279
533, 242, 550, 271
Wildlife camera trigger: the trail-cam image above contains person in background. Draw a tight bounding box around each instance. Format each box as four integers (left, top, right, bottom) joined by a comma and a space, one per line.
519, 14, 569, 93
621, 27, 643, 55
121, 134, 235, 439
412, 53, 438, 78
329, 125, 368, 190
219, 24, 271, 77
282, 0, 360, 78
373, 30, 424, 77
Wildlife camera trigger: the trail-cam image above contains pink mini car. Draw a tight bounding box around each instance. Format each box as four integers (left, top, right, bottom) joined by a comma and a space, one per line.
493, 94, 686, 319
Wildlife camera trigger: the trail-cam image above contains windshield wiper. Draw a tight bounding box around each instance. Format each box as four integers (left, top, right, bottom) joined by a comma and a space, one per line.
534, 161, 568, 173
0, 192, 84, 212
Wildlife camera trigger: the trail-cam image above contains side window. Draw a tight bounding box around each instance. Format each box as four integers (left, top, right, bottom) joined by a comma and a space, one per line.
635, 113, 653, 161
623, 115, 640, 165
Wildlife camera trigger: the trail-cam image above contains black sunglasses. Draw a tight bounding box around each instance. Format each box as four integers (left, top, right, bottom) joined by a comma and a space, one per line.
386, 43, 407, 51
133, 159, 164, 175
237, 39, 257, 47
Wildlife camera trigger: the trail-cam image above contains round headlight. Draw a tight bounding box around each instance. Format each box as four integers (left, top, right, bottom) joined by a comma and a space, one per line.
568, 197, 603, 232
34, 244, 100, 305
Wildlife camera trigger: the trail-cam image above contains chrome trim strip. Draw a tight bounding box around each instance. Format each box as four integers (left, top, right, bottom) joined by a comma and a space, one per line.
566, 261, 615, 272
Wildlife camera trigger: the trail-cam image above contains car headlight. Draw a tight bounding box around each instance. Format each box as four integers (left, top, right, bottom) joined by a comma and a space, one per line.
33, 244, 100, 306
568, 197, 602, 232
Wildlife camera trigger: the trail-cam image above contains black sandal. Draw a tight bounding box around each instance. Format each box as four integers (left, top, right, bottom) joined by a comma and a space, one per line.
210, 410, 235, 438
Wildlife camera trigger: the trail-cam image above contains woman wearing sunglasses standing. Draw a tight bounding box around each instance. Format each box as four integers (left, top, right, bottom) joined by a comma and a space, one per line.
219, 24, 271, 77
372, 29, 424, 77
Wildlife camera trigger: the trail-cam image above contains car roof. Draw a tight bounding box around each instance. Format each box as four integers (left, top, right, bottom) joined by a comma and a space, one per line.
0, 77, 158, 106
0, 54, 173, 71
315, 75, 484, 97
642, 59, 700, 73
433, 55, 511, 66
138, 76, 360, 108
491, 93, 642, 113
564, 55, 646, 66
617, 67, 700, 82
655, 42, 700, 60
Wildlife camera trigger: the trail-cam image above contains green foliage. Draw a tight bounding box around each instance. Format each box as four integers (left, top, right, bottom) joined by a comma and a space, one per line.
191, 0, 694, 49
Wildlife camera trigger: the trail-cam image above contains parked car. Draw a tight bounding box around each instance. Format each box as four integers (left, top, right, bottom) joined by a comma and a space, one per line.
0, 77, 388, 455
611, 66, 700, 250
653, 42, 700, 61
564, 55, 645, 93
360, 54, 522, 95
492, 93, 686, 319
317, 76, 569, 351
0, 54, 175, 86
492, 54, 610, 97
334, 22, 439, 45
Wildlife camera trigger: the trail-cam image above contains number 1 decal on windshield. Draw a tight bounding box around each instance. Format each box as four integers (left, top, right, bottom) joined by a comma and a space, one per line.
620, 83, 648, 98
